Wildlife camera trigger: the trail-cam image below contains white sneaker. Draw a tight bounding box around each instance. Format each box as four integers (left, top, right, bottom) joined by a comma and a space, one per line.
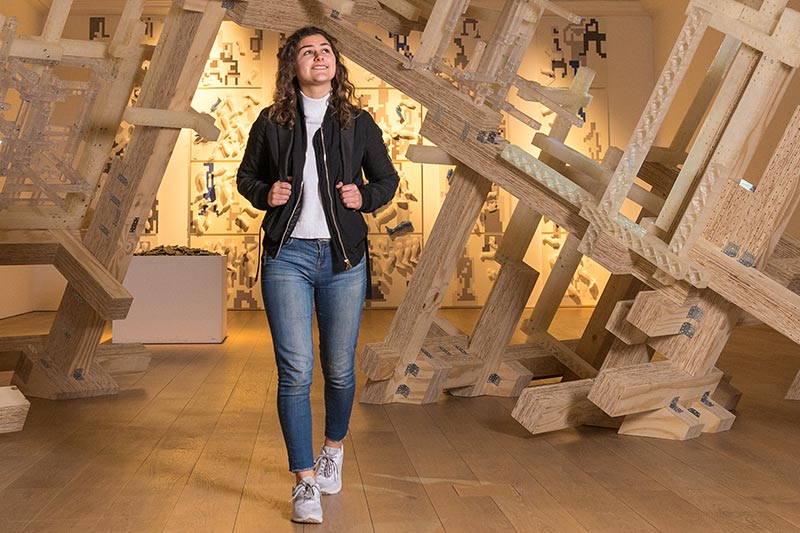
314, 444, 344, 495
290, 476, 323, 523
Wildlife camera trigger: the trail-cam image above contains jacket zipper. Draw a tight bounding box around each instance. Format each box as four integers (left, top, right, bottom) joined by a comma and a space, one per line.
320, 127, 352, 270
275, 181, 303, 259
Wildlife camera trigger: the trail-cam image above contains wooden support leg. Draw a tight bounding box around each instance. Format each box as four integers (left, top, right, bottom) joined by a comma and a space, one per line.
450, 260, 538, 397
522, 234, 584, 336
360, 164, 491, 404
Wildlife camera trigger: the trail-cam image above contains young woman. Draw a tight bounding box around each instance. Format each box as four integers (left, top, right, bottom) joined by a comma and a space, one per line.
236, 26, 399, 523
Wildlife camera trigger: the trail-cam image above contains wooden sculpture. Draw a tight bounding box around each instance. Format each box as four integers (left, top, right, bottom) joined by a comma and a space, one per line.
3, 0, 798, 444
0, 0, 229, 400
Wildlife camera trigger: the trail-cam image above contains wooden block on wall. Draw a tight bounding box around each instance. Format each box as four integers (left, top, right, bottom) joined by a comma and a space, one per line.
618, 403, 704, 441
0, 385, 31, 434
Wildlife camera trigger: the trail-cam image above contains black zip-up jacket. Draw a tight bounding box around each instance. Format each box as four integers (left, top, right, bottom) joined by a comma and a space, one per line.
236, 98, 399, 273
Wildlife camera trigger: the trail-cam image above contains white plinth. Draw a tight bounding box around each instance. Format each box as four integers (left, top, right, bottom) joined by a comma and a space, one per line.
113, 255, 227, 343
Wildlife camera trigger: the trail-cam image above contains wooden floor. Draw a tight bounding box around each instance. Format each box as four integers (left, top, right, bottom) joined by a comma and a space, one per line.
1, 308, 799, 532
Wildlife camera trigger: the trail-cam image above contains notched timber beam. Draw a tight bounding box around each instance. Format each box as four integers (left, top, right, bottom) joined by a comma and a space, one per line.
51, 230, 132, 321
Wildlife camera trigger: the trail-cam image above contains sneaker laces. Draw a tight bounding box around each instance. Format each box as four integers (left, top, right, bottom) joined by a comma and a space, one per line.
289, 480, 319, 503
314, 450, 340, 481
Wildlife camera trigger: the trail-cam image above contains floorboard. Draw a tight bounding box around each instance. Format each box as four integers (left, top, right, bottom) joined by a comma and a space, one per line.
0, 308, 796, 532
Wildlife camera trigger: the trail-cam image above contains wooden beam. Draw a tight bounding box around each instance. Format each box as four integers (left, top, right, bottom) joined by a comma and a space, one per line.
526, 332, 597, 380
51, 230, 133, 321
617, 403, 705, 441
588, 361, 723, 417
523, 234, 583, 335
647, 290, 739, 377
689, 238, 800, 345
123, 107, 220, 141
0, 231, 61, 265
451, 260, 538, 397
626, 290, 696, 338
604, 300, 648, 346
512, 380, 620, 435
404, 144, 458, 166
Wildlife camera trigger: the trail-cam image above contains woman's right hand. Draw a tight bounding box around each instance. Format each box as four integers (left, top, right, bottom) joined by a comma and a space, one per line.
267, 178, 292, 208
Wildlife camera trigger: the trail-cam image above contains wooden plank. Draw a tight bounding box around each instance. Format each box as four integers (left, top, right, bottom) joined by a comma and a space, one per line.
51, 230, 133, 321
0, 231, 60, 265
0, 386, 30, 434
40, 0, 73, 41
378, 0, 422, 21
95, 343, 151, 376
413, 0, 469, 66
688, 393, 736, 432
575, 274, 643, 367
123, 107, 219, 141
618, 404, 705, 441
689, 238, 800, 345
604, 300, 647, 346
512, 380, 619, 435
404, 144, 458, 165
668, 34, 740, 155
627, 289, 695, 338
523, 234, 583, 336
588, 361, 723, 417
599, 338, 650, 371
526, 332, 597, 380
452, 260, 538, 397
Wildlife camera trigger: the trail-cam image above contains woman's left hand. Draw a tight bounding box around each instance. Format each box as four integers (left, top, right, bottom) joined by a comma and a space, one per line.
336, 182, 362, 210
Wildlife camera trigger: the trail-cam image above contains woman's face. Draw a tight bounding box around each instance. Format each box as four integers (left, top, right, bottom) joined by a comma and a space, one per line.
294, 34, 336, 93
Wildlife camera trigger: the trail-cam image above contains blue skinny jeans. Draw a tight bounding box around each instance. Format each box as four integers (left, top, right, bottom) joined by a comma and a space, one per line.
261, 238, 366, 472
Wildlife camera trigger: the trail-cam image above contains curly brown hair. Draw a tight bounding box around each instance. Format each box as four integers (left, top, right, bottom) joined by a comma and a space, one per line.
268, 26, 359, 130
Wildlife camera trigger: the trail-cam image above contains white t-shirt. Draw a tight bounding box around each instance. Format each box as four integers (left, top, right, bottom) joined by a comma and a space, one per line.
291, 91, 332, 239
